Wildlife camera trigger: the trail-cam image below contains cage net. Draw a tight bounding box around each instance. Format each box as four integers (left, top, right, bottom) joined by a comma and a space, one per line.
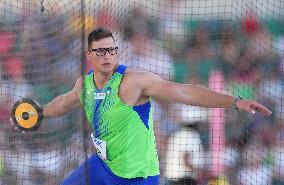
0, 0, 283, 185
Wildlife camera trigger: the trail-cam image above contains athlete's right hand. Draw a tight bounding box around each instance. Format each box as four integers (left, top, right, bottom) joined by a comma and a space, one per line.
9, 117, 26, 133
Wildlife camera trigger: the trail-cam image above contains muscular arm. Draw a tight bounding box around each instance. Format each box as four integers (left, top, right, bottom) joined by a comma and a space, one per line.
143, 73, 233, 107
43, 78, 82, 117
139, 72, 271, 115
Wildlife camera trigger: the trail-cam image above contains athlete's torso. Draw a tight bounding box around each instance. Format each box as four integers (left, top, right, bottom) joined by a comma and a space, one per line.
107, 68, 148, 107
80, 65, 160, 179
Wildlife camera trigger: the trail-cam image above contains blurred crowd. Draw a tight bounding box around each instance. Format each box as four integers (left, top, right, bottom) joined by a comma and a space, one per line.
0, 0, 284, 185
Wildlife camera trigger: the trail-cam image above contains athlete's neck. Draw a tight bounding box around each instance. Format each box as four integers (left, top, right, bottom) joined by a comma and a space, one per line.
93, 66, 118, 89
93, 72, 111, 88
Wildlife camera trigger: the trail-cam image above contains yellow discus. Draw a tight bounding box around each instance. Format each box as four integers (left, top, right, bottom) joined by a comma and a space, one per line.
11, 98, 43, 131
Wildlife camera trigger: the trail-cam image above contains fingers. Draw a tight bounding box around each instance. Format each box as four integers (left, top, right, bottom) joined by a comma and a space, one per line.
251, 102, 272, 116
9, 118, 14, 125
14, 126, 20, 131
14, 126, 26, 133
9, 118, 26, 133
245, 106, 256, 114
259, 107, 272, 116
240, 100, 272, 116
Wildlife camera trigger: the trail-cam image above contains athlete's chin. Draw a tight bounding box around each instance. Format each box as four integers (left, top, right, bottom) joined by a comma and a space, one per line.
100, 65, 115, 73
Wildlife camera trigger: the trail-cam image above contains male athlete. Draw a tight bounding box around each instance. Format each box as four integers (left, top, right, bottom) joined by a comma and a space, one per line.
21, 27, 272, 185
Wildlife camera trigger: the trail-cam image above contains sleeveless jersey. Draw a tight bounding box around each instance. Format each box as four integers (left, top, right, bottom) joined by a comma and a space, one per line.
80, 65, 159, 179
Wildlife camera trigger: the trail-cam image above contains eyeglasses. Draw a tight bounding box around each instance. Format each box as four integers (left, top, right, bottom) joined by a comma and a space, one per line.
89, 47, 118, 56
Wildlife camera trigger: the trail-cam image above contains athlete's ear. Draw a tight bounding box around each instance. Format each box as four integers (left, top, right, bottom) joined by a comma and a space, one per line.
86, 50, 92, 61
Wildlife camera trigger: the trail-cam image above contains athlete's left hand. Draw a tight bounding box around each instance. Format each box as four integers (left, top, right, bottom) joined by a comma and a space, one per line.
236, 99, 272, 116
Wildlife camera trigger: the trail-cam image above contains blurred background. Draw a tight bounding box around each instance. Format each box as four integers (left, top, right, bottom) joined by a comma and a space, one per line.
0, 0, 283, 184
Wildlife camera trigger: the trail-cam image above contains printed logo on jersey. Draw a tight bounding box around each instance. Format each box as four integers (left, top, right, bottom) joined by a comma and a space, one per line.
94, 92, 106, 99
93, 87, 112, 100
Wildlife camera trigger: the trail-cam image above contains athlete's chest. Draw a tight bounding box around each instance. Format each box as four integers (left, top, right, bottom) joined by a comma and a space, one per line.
85, 71, 146, 106
118, 78, 147, 106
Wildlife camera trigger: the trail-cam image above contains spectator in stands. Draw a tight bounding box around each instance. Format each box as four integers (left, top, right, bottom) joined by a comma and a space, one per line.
165, 105, 207, 185
2, 54, 32, 102
271, 124, 284, 184
186, 25, 217, 84
237, 136, 273, 185
219, 24, 240, 79
0, 30, 15, 55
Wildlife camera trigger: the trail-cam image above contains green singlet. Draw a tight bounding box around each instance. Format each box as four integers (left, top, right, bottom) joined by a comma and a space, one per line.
80, 65, 159, 179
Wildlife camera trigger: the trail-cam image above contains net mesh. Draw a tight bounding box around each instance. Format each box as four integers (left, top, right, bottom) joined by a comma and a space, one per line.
0, 0, 283, 184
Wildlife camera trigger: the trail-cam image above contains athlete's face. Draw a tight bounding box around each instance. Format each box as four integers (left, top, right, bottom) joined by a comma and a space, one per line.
87, 37, 118, 74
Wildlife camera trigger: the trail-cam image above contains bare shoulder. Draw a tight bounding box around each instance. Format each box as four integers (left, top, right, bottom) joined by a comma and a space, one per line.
119, 68, 165, 104
73, 76, 83, 96
122, 68, 163, 93
74, 76, 83, 88
123, 68, 160, 83
119, 68, 157, 104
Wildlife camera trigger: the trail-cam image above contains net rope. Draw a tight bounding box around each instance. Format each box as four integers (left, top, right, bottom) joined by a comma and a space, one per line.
0, 0, 283, 184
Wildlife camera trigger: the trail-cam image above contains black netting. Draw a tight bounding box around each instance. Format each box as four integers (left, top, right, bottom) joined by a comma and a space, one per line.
0, 0, 283, 185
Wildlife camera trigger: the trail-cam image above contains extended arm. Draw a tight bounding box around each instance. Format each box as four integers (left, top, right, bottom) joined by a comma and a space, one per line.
141, 72, 271, 116
43, 78, 82, 117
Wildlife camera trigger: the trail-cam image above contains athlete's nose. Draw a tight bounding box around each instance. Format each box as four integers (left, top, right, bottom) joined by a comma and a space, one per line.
104, 51, 112, 59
